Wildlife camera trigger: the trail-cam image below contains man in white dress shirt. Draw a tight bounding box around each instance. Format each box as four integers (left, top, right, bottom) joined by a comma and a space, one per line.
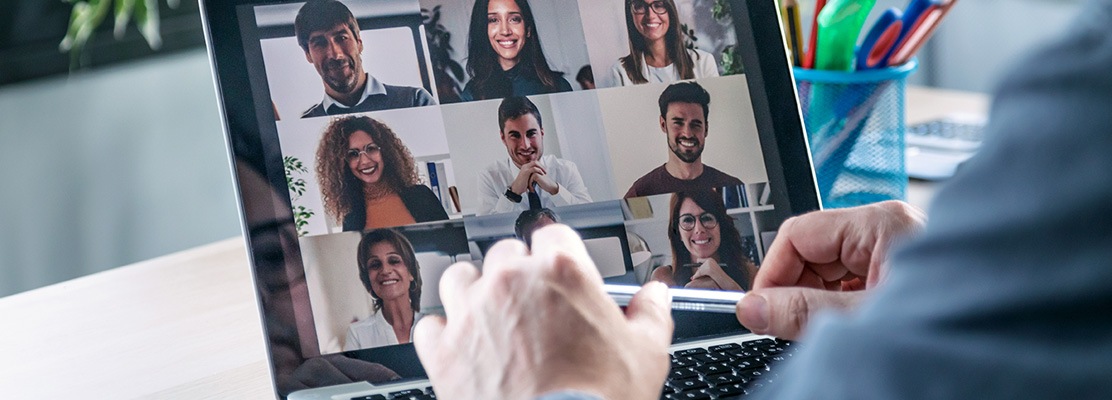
477, 97, 592, 216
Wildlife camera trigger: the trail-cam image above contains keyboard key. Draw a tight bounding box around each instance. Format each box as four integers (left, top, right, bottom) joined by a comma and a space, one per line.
388, 388, 425, 398
722, 348, 760, 359
707, 383, 746, 397
707, 373, 747, 386
669, 367, 699, 380
730, 356, 766, 372
691, 353, 727, 365
352, 395, 386, 400
667, 390, 711, 400
674, 348, 709, 357
669, 378, 709, 391
694, 363, 732, 377
672, 356, 696, 368
747, 339, 776, 350
709, 343, 742, 352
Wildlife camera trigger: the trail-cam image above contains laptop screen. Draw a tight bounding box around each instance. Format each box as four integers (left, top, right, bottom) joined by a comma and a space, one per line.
204, 0, 816, 395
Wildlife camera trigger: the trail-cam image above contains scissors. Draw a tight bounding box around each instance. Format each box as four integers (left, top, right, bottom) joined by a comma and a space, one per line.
855, 0, 939, 70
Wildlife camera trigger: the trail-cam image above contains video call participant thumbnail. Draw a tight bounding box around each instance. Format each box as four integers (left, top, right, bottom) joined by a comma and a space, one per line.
316, 116, 449, 231
624, 81, 742, 198
345, 228, 423, 350
651, 190, 755, 291
478, 96, 592, 215
609, 0, 720, 86
295, 0, 436, 118
459, 0, 573, 102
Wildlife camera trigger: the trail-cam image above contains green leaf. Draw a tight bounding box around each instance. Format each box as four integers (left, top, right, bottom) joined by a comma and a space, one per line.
135, 0, 162, 49
114, 0, 136, 39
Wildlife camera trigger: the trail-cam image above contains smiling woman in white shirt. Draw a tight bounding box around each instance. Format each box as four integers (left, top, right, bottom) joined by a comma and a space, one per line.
609, 0, 720, 86
344, 228, 423, 351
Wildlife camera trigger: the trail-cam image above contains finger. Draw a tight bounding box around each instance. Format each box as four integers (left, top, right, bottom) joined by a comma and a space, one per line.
412, 315, 447, 368
481, 238, 529, 277
625, 281, 674, 345
438, 261, 480, 317
735, 287, 865, 340
529, 224, 603, 282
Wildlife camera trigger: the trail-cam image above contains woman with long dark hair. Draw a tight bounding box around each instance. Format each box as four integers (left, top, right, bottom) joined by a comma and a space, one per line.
344, 228, 423, 350
315, 116, 448, 231
650, 189, 755, 291
609, 0, 720, 86
459, 0, 573, 101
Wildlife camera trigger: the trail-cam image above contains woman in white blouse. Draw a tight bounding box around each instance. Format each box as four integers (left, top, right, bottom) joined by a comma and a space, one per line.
610, 0, 720, 86
344, 229, 422, 351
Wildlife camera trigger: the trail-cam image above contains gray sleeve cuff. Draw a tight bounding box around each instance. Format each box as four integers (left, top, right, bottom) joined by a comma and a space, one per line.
534, 390, 605, 400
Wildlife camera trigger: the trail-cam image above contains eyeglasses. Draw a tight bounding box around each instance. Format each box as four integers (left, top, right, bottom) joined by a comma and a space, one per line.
345, 143, 381, 162
678, 212, 718, 231
630, 0, 668, 15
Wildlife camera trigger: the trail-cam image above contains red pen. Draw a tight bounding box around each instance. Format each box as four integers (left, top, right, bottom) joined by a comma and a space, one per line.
888, 0, 957, 66
802, 0, 827, 69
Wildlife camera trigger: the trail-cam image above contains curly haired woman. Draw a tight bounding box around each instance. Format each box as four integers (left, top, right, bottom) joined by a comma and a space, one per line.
315, 115, 448, 231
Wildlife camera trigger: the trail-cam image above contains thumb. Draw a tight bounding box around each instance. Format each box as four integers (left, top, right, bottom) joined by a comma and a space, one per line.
625, 281, 674, 345
735, 287, 865, 340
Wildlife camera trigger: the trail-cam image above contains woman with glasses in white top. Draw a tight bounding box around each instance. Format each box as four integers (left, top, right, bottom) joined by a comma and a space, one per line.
610, 0, 720, 86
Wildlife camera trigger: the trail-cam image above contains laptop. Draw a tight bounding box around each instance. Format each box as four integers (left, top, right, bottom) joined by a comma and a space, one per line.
200, 0, 819, 398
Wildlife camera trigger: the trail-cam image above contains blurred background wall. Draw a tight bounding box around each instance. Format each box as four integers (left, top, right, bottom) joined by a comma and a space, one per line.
0, 0, 1085, 297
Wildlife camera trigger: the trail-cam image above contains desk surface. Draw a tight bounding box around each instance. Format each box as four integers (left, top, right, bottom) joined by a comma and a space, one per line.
0, 86, 988, 399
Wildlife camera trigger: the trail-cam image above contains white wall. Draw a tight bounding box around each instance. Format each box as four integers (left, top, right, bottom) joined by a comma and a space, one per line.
0, 50, 240, 297
598, 75, 768, 196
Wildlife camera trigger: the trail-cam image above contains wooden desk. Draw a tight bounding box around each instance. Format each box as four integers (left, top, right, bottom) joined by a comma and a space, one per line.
0, 86, 988, 399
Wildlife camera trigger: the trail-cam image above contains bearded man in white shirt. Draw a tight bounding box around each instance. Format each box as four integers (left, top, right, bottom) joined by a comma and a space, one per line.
477, 96, 592, 216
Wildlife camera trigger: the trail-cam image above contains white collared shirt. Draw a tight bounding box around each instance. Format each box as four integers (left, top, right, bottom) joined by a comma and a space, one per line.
477, 154, 593, 216
320, 73, 387, 112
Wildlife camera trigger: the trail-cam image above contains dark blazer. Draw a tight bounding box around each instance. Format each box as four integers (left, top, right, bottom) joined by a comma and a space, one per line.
342, 185, 449, 231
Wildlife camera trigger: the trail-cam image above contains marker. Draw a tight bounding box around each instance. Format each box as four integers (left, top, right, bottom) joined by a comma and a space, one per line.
815, 0, 877, 71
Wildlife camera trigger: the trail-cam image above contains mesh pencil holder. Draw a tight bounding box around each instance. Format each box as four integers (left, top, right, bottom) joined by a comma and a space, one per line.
794, 60, 918, 209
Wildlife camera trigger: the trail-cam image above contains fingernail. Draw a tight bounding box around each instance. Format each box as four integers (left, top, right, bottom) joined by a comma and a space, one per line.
738, 294, 769, 332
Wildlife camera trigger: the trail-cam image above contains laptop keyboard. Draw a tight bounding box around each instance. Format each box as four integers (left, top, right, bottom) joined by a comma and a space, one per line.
353, 387, 436, 400
663, 338, 795, 399
352, 338, 794, 400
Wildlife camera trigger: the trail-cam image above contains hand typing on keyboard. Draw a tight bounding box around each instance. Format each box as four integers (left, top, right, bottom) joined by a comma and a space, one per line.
414, 224, 674, 400
736, 201, 926, 340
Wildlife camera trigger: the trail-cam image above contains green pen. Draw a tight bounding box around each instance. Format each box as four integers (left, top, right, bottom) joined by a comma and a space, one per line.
815, 0, 877, 71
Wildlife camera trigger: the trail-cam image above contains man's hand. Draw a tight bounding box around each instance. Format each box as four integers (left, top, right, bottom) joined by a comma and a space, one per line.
532, 173, 559, 195
688, 259, 742, 292
510, 161, 546, 195
736, 201, 925, 340
413, 225, 674, 400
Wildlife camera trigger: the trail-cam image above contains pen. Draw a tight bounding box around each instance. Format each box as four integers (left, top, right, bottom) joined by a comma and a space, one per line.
781, 0, 804, 66
802, 0, 828, 69
887, 0, 957, 66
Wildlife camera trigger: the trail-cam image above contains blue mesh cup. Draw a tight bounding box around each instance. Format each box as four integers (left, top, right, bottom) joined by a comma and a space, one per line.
794, 60, 918, 209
